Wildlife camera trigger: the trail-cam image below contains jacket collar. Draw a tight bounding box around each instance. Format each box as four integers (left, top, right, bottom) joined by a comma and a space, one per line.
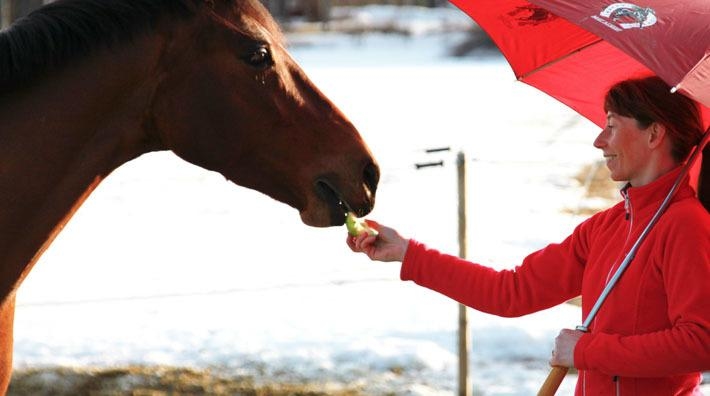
620, 166, 693, 215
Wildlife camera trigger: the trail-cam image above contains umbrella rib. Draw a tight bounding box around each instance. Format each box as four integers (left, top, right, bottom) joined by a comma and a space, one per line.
516, 39, 603, 81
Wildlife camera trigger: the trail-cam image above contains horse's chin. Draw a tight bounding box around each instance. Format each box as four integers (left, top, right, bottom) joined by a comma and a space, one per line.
300, 189, 350, 227
299, 207, 344, 228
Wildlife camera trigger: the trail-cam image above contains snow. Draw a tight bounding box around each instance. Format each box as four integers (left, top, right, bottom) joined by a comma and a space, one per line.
11, 5, 707, 395
325, 4, 476, 35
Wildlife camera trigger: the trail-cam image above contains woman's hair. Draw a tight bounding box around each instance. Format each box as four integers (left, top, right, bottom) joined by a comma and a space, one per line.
604, 76, 703, 162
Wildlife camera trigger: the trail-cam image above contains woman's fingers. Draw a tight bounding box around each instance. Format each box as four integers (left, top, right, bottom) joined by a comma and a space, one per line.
346, 233, 373, 252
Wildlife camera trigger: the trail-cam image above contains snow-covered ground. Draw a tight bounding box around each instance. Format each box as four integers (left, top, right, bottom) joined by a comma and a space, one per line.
11, 5, 707, 395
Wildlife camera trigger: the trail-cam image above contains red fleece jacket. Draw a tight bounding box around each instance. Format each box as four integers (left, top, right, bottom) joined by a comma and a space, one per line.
400, 167, 710, 395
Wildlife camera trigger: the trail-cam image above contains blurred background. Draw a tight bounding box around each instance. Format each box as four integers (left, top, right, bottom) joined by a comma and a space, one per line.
3, 0, 453, 29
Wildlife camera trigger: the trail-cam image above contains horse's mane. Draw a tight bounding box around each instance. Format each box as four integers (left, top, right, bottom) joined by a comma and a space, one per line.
0, 0, 200, 93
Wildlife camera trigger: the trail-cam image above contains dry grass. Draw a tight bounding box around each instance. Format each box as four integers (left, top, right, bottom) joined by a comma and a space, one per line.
9, 366, 363, 396
574, 162, 617, 200
564, 161, 620, 215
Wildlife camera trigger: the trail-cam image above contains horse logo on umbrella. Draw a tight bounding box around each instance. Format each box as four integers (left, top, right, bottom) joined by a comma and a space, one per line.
592, 2, 657, 31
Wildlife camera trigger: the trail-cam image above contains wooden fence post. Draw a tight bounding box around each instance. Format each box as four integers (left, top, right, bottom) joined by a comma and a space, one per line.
416, 148, 471, 395
456, 151, 471, 396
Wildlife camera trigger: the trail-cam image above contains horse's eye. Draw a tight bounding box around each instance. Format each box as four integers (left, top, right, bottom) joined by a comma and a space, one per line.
245, 46, 273, 69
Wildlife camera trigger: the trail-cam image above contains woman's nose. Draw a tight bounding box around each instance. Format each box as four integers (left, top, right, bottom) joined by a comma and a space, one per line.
593, 129, 608, 149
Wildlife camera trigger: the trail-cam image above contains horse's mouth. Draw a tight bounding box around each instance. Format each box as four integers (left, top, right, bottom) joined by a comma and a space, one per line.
315, 179, 351, 225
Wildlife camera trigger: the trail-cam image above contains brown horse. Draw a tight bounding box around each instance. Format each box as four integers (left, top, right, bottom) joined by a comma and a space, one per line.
0, 0, 379, 391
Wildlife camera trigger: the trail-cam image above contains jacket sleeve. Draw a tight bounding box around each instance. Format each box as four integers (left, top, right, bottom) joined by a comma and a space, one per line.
574, 206, 710, 376
400, 221, 590, 317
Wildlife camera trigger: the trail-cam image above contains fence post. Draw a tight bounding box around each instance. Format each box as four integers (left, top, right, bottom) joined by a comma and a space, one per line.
456, 151, 471, 396
416, 148, 470, 395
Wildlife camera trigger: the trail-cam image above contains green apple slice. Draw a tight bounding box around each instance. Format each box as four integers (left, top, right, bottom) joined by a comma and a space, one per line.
345, 212, 378, 237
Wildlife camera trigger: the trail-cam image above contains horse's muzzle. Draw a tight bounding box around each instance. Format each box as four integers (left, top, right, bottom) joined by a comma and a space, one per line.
314, 161, 379, 226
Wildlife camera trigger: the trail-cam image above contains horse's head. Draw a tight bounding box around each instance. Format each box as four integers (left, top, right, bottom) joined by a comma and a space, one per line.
148, 0, 378, 227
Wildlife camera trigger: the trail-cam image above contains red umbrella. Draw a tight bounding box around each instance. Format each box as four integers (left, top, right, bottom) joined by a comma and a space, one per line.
451, 0, 709, 194
447, 0, 710, 394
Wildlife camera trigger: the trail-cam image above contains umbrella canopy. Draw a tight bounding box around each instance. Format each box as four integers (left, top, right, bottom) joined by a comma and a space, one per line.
451, 0, 710, 127
451, 0, 709, 203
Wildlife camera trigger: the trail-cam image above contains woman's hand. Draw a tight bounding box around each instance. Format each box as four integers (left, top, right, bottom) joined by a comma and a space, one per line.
550, 328, 584, 368
345, 220, 409, 262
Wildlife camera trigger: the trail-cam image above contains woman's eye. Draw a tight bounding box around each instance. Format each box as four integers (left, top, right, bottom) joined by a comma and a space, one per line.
245, 46, 273, 68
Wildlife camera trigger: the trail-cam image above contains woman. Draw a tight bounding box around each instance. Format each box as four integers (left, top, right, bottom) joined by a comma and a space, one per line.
347, 76, 710, 395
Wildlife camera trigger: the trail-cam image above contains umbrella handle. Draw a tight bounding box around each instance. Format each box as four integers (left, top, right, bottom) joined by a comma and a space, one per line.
537, 366, 569, 396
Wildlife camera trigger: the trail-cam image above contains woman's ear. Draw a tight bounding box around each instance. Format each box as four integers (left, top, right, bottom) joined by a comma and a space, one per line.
647, 122, 667, 149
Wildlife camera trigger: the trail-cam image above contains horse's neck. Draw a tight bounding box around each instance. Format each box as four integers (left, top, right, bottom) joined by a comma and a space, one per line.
0, 35, 167, 302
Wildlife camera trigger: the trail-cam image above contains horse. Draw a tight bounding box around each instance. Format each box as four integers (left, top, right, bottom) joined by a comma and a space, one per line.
0, 0, 380, 391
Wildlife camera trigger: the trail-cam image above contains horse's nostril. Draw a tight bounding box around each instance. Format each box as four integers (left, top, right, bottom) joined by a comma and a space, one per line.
363, 162, 379, 194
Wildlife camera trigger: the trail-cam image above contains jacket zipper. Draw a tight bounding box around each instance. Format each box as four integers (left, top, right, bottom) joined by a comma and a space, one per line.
610, 192, 632, 396
586, 188, 633, 395
623, 188, 631, 220
600, 188, 634, 301
606, 187, 634, 283
606, 187, 634, 278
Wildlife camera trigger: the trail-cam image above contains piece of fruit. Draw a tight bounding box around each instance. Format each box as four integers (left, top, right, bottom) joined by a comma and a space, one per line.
345, 212, 378, 237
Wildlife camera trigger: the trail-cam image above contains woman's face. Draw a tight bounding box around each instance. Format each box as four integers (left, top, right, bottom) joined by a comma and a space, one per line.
593, 112, 654, 186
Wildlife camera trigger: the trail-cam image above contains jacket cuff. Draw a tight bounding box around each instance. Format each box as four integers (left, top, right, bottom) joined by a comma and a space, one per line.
574, 332, 594, 370
400, 239, 421, 281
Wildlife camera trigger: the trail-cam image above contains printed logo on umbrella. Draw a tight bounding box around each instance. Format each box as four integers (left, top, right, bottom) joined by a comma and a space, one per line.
592, 2, 657, 31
